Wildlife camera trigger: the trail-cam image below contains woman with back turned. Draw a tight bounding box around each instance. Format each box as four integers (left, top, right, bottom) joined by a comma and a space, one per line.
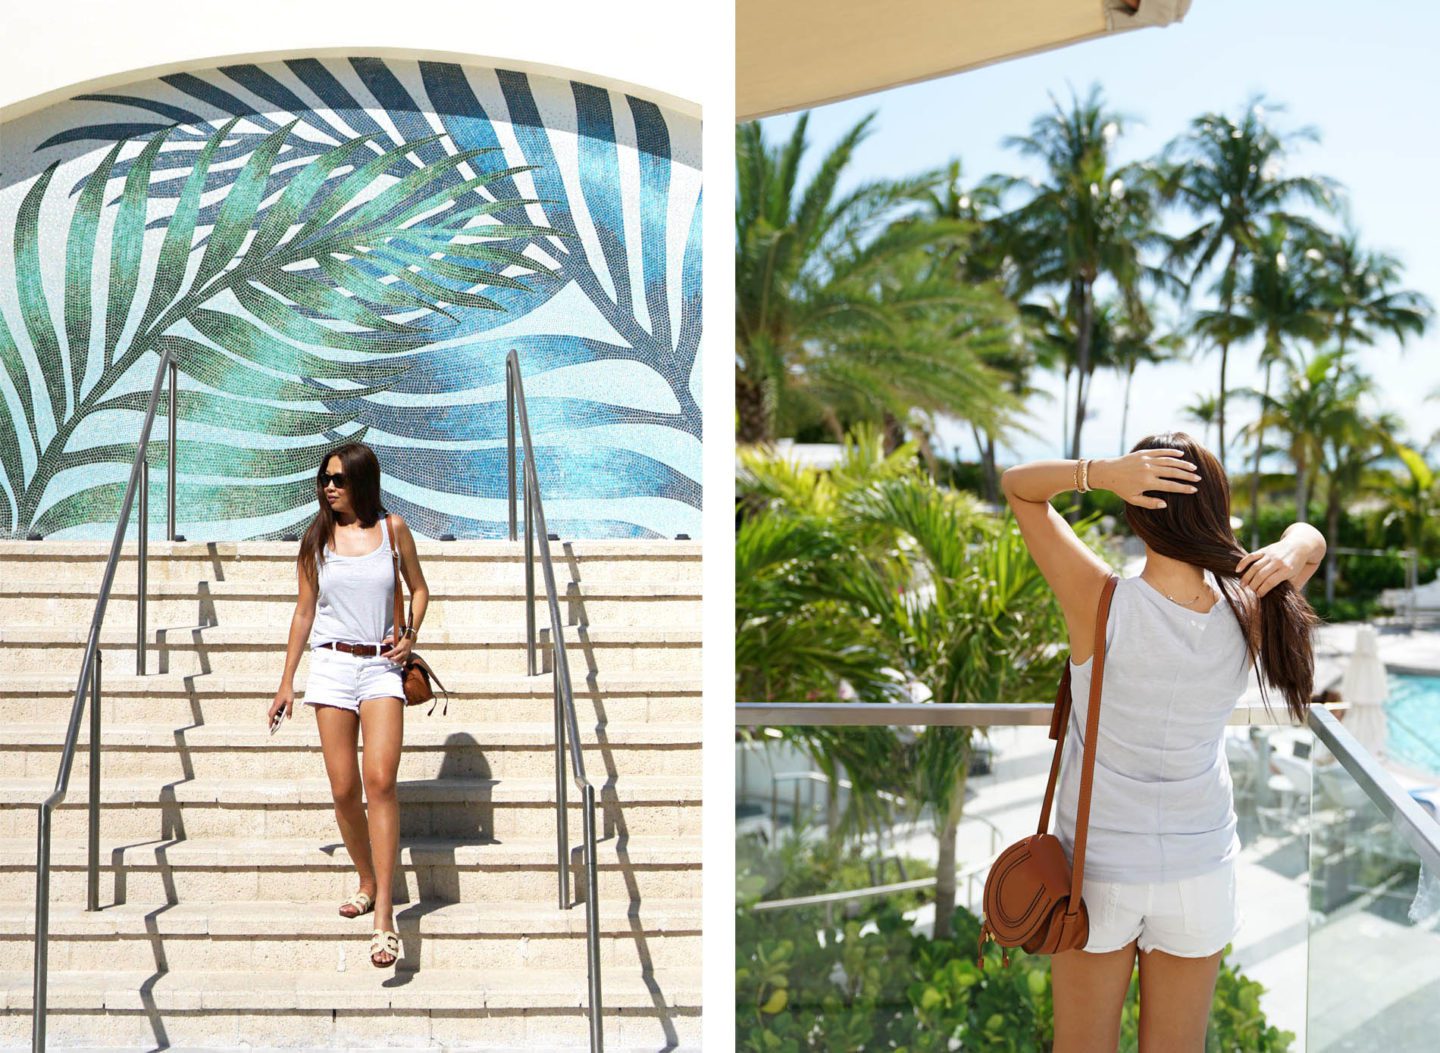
1002, 432, 1324, 1052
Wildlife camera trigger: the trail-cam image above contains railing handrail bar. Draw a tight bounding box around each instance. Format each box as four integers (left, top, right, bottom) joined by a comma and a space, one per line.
736, 701, 1300, 727
1308, 705, 1440, 873
506, 353, 589, 790
767, 770, 905, 805
752, 853, 1001, 912
736, 702, 1440, 874
33, 344, 175, 1051
505, 351, 602, 1053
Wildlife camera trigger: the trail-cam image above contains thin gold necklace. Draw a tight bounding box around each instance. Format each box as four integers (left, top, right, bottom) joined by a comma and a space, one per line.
1144, 572, 1207, 607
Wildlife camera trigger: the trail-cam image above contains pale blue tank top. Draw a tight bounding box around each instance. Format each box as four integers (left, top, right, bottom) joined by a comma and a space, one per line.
1055, 571, 1250, 883
309, 517, 396, 649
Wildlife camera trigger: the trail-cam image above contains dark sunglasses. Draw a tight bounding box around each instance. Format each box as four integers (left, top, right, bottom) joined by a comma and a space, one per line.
319, 472, 347, 489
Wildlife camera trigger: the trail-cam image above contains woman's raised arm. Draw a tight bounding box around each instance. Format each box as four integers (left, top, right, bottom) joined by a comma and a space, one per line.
1001, 449, 1201, 660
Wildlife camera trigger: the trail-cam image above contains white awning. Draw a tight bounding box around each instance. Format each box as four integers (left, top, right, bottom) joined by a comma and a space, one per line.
738, 0, 1193, 121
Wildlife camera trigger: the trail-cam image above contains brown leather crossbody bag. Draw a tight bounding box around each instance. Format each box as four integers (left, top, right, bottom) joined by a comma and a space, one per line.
977, 573, 1118, 967
387, 513, 451, 716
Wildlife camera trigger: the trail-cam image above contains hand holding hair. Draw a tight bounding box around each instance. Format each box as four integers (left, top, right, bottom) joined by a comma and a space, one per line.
1237, 523, 1327, 597
1089, 448, 1202, 509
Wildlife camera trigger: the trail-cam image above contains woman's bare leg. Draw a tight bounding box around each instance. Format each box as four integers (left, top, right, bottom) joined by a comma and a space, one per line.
359, 695, 405, 962
1136, 947, 1223, 1052
313, 705, 376, 900
1051, 940, 1139, 1053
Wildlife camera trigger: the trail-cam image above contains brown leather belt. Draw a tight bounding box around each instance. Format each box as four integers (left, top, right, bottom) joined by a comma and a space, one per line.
319, 641, 385, 658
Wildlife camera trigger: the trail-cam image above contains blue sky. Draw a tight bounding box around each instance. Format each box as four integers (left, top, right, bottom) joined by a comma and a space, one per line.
758, 0, 1440, 469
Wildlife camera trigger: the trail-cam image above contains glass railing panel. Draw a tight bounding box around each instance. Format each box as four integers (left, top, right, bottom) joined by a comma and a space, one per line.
736, 721, 1309, 1049
1307, 728, 1440, 1052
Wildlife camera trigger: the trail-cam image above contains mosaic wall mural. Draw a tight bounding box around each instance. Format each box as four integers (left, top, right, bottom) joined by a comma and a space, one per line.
0, 58, 702, 540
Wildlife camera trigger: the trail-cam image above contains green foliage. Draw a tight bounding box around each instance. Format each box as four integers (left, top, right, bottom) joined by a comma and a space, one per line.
734, 115, 1019, 444
737, 867, 1295, 1053
1207, 957, 1298, 1053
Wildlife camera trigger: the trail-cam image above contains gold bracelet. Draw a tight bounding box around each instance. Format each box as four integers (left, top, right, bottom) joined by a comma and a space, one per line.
1073, 460, 1082, 492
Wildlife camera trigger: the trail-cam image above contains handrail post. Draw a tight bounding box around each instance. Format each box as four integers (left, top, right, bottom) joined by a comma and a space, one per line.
167, 359, 177, 541
32, 346, 174, 1049
506, 359, 517, 542
87, 650, 101, 912
555, 670, 569, 909
32, 802, 51, 1051
137, 459, 148, 675
506, 348, 603, 1052
525, 474, 537, 677
583, 783, 603, 1052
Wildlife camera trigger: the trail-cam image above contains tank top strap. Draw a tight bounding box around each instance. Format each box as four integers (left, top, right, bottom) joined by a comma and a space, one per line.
379, 514, 391, 549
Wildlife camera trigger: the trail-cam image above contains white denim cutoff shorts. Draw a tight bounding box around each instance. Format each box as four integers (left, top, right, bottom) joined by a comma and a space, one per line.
1079, 859, 1242, 957
301, 645, 406, 714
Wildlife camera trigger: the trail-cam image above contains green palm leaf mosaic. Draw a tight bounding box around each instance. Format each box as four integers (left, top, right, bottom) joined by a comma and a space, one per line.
0, 58, 703, 540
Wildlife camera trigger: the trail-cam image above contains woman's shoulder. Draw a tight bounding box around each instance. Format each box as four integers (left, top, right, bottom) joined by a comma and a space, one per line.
382, 512, 413, 542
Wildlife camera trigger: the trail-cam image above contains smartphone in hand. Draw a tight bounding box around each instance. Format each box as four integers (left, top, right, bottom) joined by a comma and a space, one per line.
269, 706, 286, 735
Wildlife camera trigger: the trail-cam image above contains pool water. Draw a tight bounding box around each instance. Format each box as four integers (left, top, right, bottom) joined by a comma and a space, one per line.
1384, 673, 1440, 775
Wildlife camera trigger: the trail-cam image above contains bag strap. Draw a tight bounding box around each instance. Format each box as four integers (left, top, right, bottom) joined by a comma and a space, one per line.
1034, 573, 1119, 913
387, 513, 407, 642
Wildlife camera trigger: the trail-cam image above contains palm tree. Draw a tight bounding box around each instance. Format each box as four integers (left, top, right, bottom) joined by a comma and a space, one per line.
1380, 445, 1439, 570
735, 116, 1011, 443
1162, 96, 1338, 469
1000, 84, 1169, 460
1319, 225, 1432, 356
1109, 303, 1183, 455
1247, 349, 1370, 534
1236, 219, 1333, 545
915, 161, 1040, 499
831, 480, 1071, 939
1318, 407, 1398, 604
1182, 393, 1221, 448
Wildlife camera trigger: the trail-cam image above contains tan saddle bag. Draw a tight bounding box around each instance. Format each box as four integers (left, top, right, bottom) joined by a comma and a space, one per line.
977, 573, 1118, 966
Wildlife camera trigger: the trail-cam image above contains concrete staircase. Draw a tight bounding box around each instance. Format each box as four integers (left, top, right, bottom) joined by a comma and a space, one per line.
0, 538, 703, 1050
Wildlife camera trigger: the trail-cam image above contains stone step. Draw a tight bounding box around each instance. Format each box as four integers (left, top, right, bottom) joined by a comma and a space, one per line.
0, 966, 702, 1048
0, 539, 702, 587
0, 774, 701, 841
0, 897, 701, 974
2, 578, 701, 629
0, 671, 701, 725
0, 834, 702, 903
0, 624, 703, 677
1, 721, 702, 780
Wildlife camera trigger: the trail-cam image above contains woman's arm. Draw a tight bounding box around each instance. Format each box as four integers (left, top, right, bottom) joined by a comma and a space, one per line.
271, 561, 318, 724
1001, 449, 1201, 660
280, 564, 318, 686
382, 515, 429, 663
1238, 522, 1326, 596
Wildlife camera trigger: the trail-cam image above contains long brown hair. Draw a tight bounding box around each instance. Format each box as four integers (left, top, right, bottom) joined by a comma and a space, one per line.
1123, 431, 1318, 724
297, 442, 387, 591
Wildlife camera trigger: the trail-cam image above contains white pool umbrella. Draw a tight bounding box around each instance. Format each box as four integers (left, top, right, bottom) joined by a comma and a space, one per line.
1340, 624, 1389, 759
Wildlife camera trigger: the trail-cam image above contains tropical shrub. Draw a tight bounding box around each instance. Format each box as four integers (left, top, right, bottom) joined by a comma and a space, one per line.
737, 867, 1295, 1053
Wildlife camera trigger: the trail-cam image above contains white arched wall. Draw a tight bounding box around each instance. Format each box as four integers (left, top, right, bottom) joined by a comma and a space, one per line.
0, 0, 700, 119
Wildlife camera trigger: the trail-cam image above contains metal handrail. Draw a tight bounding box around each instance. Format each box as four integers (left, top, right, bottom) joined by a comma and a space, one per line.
505, 350, 603, 1053
735, 702, 1440, 875
752, 853, 1001, 916
31, 346, 178, 1051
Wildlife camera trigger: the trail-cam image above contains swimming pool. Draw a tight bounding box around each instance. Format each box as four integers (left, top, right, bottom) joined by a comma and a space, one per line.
1384, 673, 1440, 776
